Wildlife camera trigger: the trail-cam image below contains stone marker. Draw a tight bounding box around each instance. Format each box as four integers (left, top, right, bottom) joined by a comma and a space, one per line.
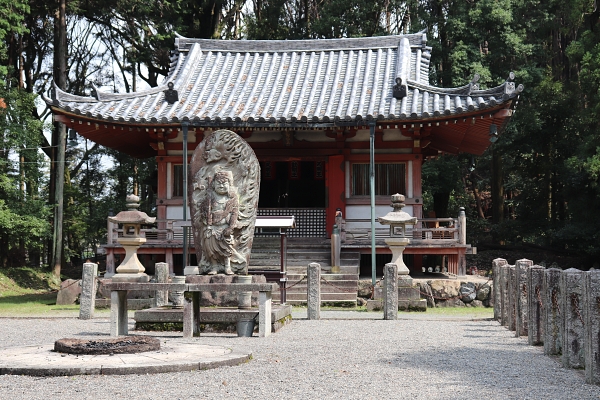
500, 264, 510, 326
56, 279, 81, 305
527, 265, 545, 346
492, 258, 507, 322
584, 269, 600, 384
543, 268, 562, 356
258, 290, 272, 338
154, 262, 169, 307
79, 262, 98, 320
561, 268, 585, 369
384, 263, 398, 320
508, 265, 517, 331
515, 259, 533, 337
307, 263, 321, 320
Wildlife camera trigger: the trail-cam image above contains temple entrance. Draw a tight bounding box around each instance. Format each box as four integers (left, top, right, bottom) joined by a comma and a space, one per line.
258, 161, 326, 208
258, 161, 327, 237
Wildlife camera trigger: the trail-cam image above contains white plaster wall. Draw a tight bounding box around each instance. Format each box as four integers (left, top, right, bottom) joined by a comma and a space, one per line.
166, 206, 190, 220
345, 204, 415, 230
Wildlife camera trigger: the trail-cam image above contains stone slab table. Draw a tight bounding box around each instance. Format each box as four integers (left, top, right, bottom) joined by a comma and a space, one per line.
102, 282, 278, 338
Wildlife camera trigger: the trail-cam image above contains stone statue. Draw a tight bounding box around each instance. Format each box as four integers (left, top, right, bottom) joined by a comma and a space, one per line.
189, 129, 260, 275
197, 171, 245, 274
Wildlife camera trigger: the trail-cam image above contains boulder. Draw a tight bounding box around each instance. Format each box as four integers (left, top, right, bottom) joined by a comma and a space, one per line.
476, 283, 491, 301
56, 279, 81, 305
429, 280, 460, 299
357, 280, 373, 297
418, 281, 435, 308
460, 282, 476, 303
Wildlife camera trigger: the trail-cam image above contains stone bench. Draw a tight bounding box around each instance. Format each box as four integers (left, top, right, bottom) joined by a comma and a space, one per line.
103, 282, 278, 338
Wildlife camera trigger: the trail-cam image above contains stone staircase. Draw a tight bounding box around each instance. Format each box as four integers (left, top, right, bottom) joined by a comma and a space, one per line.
249, 237, 360, 306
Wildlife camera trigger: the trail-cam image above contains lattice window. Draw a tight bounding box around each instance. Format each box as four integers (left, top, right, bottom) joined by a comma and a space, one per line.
351, 163, 406, 196
258, 208, 327, 237
173, 164, 184, 197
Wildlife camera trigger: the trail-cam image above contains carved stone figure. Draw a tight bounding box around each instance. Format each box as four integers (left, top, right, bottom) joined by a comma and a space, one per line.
189, 129, 260, 275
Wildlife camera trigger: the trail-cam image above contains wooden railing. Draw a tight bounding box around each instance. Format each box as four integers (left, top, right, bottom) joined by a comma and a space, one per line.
341, 212, 466, 246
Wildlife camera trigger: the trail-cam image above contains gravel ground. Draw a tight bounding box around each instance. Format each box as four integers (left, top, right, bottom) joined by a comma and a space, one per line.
1, 312, 599, 400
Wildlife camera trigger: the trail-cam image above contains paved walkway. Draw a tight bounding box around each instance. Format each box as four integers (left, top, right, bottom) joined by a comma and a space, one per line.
1, 312, 599, 399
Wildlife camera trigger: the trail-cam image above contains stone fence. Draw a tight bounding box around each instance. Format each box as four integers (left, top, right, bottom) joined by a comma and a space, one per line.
492, 258, 600, 385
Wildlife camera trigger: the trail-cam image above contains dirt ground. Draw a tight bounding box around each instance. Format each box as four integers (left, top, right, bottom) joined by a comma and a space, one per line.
466, 244, 593, 276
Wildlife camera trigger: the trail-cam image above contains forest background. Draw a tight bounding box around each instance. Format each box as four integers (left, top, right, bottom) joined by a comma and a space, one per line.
1, 0, 600, 276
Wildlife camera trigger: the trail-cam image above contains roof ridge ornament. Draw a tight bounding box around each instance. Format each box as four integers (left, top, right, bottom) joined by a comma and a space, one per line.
467, 74, 480, 95
393, 77, 407, 100
90, 84, 99, 100
503, 72, 519, 97
164, 82, 179, 104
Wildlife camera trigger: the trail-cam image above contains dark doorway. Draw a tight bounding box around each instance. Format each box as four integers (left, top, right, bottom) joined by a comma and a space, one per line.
258, 161, 326, 208
359, 253, 414, 278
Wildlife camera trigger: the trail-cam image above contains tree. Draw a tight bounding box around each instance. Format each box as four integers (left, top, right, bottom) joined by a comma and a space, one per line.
0, 0, 50, 267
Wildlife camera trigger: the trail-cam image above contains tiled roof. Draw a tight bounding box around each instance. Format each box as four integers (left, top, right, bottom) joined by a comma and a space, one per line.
45, 32, 522, 125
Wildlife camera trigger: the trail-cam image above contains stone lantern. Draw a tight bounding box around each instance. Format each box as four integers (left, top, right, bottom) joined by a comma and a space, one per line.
108, 194, 156, 282
378, 193, 417, 275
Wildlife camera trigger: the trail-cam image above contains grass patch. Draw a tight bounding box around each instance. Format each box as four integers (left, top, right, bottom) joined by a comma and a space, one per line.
296, 304, 494, 318
0, 267, 93, 317
0, 266, 61, 295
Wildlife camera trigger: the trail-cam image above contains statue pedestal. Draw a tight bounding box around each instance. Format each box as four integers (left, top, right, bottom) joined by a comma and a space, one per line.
114, 237, 149, 282
184, 265, 200, 275
384, 237, 410, 275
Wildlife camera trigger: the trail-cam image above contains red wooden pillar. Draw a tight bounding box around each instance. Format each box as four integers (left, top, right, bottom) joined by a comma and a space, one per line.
412, 155, 423, 220
156, 157, 167, 229
326, 155, 345, 235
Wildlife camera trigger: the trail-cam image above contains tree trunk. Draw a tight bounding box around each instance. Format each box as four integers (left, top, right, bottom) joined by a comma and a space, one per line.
491, 146, 504, 225
52, 0, 67, 278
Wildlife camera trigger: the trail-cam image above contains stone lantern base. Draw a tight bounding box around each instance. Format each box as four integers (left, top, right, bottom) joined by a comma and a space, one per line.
112, 237, 149, 282
384, 237, 410, 275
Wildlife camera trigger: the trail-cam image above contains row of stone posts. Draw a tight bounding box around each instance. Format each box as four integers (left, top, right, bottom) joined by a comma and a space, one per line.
493, 258, 600, 385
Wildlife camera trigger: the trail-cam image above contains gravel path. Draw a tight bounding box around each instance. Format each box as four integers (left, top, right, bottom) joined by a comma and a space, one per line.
1, 313, 599, 399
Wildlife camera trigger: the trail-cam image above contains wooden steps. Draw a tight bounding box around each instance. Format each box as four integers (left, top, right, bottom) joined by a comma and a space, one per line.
249, 237, 360, 306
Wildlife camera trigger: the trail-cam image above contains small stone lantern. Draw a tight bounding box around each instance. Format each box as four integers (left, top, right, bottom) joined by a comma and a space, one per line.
378, 194, 417, 275
108, 194, 156, 282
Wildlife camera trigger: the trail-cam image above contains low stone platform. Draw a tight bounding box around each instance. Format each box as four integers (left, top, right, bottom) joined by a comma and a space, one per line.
0, 339, 251, 376
134, 305, 292, 334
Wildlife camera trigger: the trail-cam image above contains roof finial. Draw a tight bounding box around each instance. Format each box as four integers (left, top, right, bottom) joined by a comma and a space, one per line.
164, 82, 179, 104
393, 77, 407, 100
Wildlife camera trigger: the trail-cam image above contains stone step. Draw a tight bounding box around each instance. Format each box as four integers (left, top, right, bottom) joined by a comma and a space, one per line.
285, 273, 359, 282
286, 266, 359, 274
285, 293, 358, 301
285, 285, 358, 294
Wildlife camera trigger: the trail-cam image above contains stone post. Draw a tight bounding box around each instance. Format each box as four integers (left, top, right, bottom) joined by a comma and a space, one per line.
458, 207, 466, 245
79, 262, 98, 320
237, 275, 253, 309
307, 262, 321, 320
384, 263, 398, 320
500, 264, 510, 327
561, 268, 585, 369
584, 269, 600, 384
527, 265, 545, 346
508, 265, 517, 331
515, 259, 532, 337
154, 262, 169, 307
543, 268, 562, 356
492, 258, 507, 322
